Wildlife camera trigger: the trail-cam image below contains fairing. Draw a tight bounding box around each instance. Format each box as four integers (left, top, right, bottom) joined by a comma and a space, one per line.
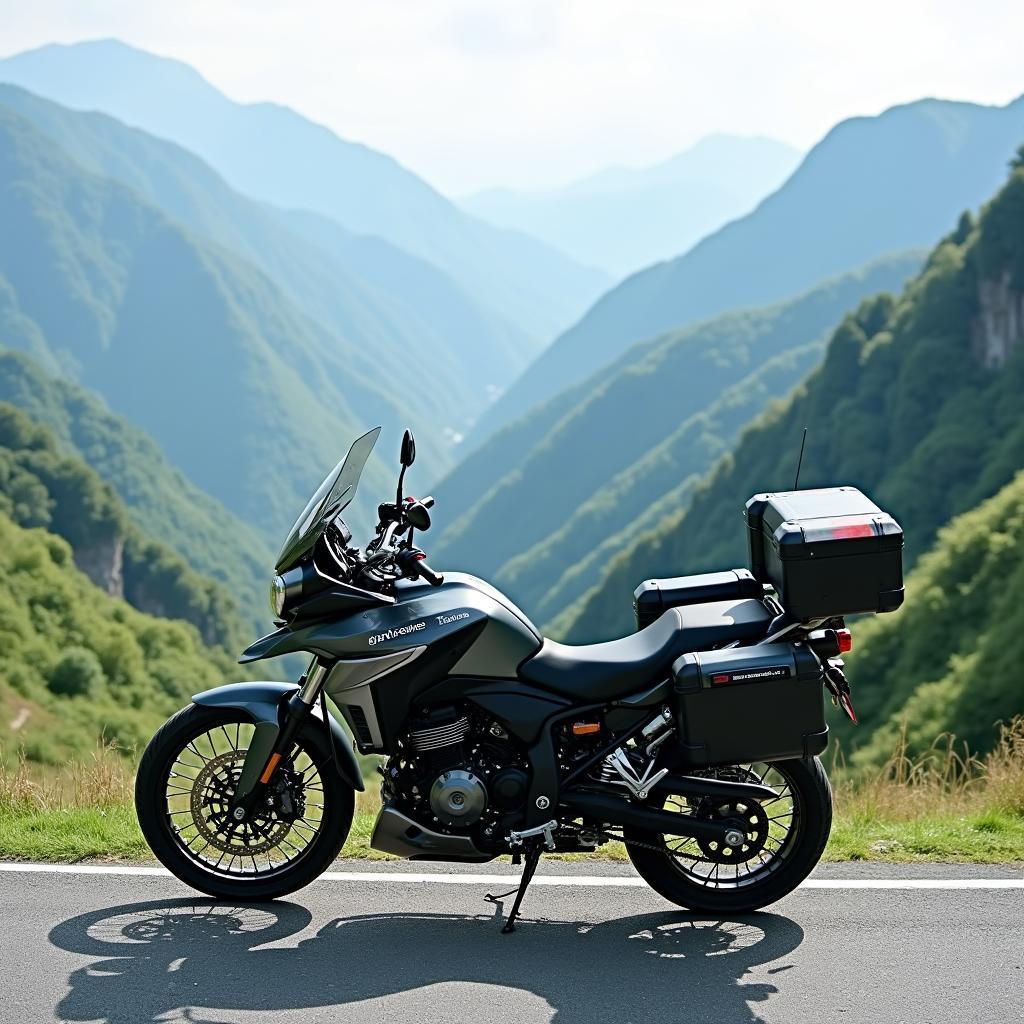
239, 572, 541, 673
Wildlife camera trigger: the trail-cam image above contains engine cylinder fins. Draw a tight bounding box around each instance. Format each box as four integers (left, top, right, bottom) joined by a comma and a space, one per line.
429, 769, 488, 826
409, 715, 469, 752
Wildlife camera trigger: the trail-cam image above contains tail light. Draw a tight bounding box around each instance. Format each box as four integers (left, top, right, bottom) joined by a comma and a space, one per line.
807, 628, 853, 659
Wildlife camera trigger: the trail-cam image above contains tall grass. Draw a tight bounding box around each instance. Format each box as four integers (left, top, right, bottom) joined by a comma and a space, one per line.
0, 742, 135, 810
830, 717, 1024, 819
826, 717, 1024, 861
1, 720, 1022, 862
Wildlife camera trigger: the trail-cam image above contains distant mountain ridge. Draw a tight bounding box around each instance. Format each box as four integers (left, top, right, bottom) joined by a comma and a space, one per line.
557, 152, 1024, 644
475, 92, 1024, 440
0, 103, 399, 537
0, 39, 610, 346
0, 83, 526, 438
430, 252, 922, 617
463, 134, 801, 277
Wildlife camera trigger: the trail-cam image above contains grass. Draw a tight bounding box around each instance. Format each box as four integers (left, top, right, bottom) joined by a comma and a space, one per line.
2, 720, 1023, 865
822, 717, 1024, 862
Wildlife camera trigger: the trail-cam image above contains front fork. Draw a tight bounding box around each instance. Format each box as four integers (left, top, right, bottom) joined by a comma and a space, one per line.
230, 659, 329, 822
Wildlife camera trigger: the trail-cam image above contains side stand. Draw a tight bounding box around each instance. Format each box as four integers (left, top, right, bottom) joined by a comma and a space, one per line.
484, 844, 542, 934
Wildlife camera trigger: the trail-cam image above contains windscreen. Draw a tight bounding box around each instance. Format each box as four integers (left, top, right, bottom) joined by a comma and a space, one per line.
274, 426, 381, 572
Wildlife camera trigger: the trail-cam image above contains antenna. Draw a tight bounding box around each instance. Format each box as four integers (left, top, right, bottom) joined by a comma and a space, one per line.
793, 427, 808, 490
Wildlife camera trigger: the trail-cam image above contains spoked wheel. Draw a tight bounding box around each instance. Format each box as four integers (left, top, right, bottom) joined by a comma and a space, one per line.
624, 756, 832, 914
136, 704, 354, 901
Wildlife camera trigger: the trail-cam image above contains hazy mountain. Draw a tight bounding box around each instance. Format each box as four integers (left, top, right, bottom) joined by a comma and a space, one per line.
430, 253, 921, 614
0, 84, 527, 436
557, 153, 1024, 644
463, 135, 801, 277
0, 104, 402, 538
476, 93, 1024, 440
0, 39, 610, 346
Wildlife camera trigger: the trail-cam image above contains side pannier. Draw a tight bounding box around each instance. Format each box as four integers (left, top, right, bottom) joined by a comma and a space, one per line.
671, 642, 827, 769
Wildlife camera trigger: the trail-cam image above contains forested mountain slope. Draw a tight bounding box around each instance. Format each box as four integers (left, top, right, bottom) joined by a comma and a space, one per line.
0, 39, 609, 344
0, 511, 242, 764
0, 84, 528, 433
838, 471, 1024, 762
560, 152, 1024, 642
0, 348, 271, 630
478, 93, 1024, 439
0, 403, 245, 652
463, 135, 800, 277
432, 253, 921, 611
0, 104, 399, 537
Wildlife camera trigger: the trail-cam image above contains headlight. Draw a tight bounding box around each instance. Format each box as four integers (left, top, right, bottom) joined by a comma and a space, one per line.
269, 575, 286, 617
269, 565, 308, 618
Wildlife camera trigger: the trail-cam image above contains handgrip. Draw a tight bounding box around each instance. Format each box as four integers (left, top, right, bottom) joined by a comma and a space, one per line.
420, 495, 435, 509
414, 554, 444, 586
397, 547, 443, 586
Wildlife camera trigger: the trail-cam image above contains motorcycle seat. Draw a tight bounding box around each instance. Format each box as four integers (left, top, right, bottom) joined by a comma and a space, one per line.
519, 598, 772, 700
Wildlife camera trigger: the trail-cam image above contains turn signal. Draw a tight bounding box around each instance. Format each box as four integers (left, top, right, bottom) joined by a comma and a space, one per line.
259, 752, 283, 784
572, 721, 601, 736
837, 628, 853, 654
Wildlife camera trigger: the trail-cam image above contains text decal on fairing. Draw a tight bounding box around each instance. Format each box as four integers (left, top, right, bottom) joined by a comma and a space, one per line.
368, 621, 427, 646
436, 612, 470, 626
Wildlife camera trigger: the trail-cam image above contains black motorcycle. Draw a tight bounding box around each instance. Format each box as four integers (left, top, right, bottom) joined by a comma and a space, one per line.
136, 428, 903, 931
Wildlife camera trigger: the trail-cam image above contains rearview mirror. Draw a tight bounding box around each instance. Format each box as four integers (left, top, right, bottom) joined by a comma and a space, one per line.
400, 429, 416, 467
406, 501, 431, 531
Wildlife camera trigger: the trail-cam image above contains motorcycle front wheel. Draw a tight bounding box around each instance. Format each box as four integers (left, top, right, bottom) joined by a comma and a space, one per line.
624, 756, 832, 914
135, 704, 354, 901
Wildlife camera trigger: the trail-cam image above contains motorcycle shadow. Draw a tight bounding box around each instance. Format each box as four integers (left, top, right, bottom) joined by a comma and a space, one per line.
48, 896, 805, 1024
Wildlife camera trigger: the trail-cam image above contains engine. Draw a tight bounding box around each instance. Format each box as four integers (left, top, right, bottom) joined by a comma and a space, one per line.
382, 705, 530, 851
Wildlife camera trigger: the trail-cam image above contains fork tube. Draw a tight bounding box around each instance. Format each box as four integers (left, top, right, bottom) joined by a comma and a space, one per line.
298, 659, 330, 705
236, 659, 331, 806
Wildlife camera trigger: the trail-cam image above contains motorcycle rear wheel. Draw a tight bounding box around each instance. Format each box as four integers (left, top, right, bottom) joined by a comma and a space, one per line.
624, 756, 832, 914
136, 704, 354, 901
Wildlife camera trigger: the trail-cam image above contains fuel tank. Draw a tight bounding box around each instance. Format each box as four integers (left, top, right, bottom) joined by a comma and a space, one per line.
239, 572, 542, 676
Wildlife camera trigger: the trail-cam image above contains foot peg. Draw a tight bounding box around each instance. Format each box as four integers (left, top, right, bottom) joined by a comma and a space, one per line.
506, 819, 558, 850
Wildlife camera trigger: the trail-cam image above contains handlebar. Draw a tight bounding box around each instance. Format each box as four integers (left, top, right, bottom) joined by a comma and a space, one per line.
414, 555, 443, 587
358, 494, 442, 587
396, 547, 444, 587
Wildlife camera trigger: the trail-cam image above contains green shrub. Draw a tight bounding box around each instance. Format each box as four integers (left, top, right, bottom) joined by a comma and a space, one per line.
47, 646, 105, 698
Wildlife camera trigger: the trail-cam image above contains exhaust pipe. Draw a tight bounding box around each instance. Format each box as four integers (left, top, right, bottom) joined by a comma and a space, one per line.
560, 790, 739, 844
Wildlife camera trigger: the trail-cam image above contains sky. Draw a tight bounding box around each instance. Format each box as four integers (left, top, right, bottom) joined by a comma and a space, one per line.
4, 0, 1024, 195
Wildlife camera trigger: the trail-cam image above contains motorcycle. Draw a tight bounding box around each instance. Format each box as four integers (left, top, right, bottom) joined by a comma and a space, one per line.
136, 427, 903, 931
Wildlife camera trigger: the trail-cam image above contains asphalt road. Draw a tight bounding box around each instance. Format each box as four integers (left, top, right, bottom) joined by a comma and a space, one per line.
0, 861, 1021, 1024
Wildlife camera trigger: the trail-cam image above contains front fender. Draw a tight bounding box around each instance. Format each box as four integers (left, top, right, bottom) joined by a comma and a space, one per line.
192, 681, 365, 794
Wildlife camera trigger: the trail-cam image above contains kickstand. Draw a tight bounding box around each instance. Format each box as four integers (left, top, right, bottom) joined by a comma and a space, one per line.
485, 844, 542, 934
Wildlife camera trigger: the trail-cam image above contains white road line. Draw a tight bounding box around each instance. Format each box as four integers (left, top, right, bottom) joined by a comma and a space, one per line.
0, 862, 1021, 889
